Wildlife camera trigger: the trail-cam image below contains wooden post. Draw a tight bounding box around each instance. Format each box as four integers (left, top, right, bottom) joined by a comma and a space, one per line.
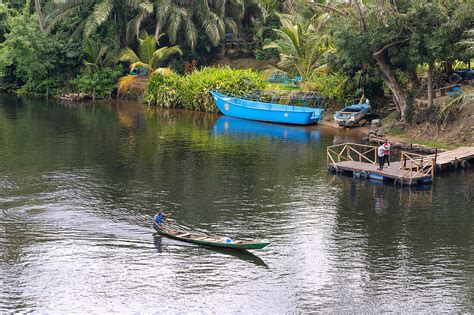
431, 159, 435, 178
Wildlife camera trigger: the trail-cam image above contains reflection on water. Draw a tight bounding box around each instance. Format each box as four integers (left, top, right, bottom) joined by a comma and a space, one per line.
213, 116, 321, 144
1, 95, 474, 313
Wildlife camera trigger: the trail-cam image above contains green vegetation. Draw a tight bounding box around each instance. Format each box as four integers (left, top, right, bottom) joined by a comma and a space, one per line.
118, 33, 182, 94
145, 67, 266, 112
263, 13, 334, 80
73, 67, 122, 100
0, 0, 472, 128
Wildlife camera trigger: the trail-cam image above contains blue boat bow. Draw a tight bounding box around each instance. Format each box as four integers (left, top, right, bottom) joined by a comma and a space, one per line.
210, 91, 324, 125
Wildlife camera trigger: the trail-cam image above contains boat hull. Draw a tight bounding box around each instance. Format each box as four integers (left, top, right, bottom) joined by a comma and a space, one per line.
333, 103, 370, 127
210, 91, 323, 125
154, 223, 270, 250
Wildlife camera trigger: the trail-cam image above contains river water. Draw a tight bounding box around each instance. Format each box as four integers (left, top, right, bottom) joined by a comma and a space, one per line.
0, 94, 473, 313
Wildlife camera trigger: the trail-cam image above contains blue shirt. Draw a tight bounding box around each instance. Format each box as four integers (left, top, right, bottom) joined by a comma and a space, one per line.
154, 213, 164, 224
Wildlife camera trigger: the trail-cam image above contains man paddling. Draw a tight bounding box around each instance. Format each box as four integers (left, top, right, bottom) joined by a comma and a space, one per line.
153, 209, 171, 226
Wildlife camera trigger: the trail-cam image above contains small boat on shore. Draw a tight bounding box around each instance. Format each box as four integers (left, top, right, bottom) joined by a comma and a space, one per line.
210, 91, 324, 125
333, 99, 370, 127
153, 223, 270, 250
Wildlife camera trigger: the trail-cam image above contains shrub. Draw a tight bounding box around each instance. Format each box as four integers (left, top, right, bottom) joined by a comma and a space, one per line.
303, 72, 350, 105
179, 67, 266, 112
145, 66, 267, 113
73, 67, 122, 100
144, 73, 182, 107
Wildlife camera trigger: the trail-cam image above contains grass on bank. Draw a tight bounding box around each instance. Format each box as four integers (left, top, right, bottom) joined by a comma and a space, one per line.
383, 112, 455, 150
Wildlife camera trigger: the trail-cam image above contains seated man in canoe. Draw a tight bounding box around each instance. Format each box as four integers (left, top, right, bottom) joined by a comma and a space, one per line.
153, 209, 171, 226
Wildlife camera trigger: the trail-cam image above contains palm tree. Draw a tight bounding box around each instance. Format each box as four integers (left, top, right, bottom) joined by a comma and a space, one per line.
149, 0, 254, 49
119, 34, 182, 74
48, 0, 261, 49
82, 38, 117, 73
155, 0, 241, 48
118, 34, 182, 94
47, 0, 153, 45
263, 13, 335, 80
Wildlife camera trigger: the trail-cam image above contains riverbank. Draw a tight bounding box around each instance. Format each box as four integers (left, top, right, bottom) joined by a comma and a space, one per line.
319, 100, 474, 152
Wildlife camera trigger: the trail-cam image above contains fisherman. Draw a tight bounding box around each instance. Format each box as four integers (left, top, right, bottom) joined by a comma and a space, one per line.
153, 209, 170, 225
377, 142, 386, 170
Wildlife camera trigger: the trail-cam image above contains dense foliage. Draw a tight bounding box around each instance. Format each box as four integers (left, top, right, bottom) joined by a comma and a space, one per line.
0, 0, 472, 123
145, 67, 266, 112
0, 7, 79, 95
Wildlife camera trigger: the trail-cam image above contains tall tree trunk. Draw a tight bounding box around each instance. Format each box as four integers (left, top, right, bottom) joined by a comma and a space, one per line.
427, 61, 434, 107
373, 52, 409, 122
34, 0, 45, 32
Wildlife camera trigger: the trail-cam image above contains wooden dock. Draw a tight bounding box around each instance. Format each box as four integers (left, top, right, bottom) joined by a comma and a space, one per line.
327, 143, 474, 186
430, 147, 474, 169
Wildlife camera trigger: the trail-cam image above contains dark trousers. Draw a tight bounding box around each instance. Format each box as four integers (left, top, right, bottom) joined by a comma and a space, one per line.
384, 154, 390, 166
378, 156, 385, 169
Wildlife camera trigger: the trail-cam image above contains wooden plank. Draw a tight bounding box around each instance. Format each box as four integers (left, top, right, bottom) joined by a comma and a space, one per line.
420, 147, 474, 166
333, 161, 430, 180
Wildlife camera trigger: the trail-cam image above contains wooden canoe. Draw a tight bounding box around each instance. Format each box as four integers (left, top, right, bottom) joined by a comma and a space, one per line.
153, 223, 270, 250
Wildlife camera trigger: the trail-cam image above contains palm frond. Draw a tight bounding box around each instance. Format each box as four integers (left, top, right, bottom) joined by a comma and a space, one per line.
155, 0, 172, 37
84, 0, 113, 37
129, 62, 152, 74
150, 45, 183, 69
138, 35, 158, 64
118, 75, 137, 96
46, 0, 89, 32
183, 15, 198, 49
168, 10, 183, 44
127, 0, 153, 13
119, 47, 141, 64
224, 18, 238, 37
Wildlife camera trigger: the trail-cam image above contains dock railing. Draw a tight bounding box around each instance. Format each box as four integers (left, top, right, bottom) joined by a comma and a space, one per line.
327, 143, 377, 165
399, 151, 435, 181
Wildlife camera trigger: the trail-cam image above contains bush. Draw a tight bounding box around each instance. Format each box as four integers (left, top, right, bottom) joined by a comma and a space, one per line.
73, 67, 122, 100
145, 66, 267, 112
303, 72, 351, 105
144, 73, 182, 107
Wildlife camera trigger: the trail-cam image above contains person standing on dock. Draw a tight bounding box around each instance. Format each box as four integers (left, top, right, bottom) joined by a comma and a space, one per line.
377, 142, 386, 170
383, 139, 391, 168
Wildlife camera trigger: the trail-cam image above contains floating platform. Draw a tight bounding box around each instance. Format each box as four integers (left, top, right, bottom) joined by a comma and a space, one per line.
327, 143, 474, 187
331, 160, 433, 186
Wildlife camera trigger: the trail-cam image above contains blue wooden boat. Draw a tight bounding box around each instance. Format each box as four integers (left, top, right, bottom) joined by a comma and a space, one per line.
210, 91, 324, 125
333, 99, 370, 127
